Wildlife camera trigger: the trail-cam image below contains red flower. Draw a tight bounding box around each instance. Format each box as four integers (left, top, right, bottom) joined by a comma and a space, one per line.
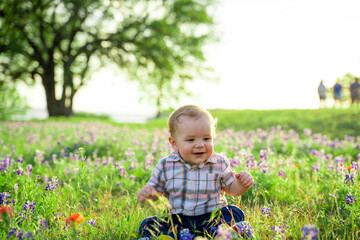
0, 206, 14, 218
347, 166, 352, 171
66, 213, 85, 224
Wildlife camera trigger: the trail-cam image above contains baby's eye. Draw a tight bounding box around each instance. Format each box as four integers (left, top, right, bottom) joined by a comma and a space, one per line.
204, 137, 212, 141
186, 139, 194, 142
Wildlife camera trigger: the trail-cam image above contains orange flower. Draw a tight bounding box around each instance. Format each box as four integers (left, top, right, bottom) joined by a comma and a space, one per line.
339, 163, 343, 167
294, 163, 299, 168
347, 166, 352, 171
0, 206, 14, 218
66, 213, 85, 224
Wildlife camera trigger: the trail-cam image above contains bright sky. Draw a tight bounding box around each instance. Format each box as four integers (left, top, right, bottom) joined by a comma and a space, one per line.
19, 0, 360, 119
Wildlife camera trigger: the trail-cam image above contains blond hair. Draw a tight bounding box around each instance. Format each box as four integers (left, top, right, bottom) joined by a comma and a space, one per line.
168, 105, 217, 137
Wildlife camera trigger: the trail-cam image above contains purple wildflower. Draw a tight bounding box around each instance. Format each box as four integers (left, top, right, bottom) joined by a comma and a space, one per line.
16, 157, 24, 163
45, 177, 60, 191
344, 173, 354, 185
312, 164, 319, 172
39, 219, 49, 229
14, 184, 18, 191
0, 191, 11, 205
259, 150, 267, 161
260, 206, 271, 218
233, 221, 254, 238
179, 228, 194, 240
345, 195, 357, 205
351, 162, 359, 171
119, 167, 126, 177
329, 193, 338, 198
17, 167, 24, 176
130, 175, 136, 180
86, 219, 96, 227
301, 225, 318, 240
217, 224, 232, 239
246, 155, 256, 169
26, 164, 33, 176
278, 170, 286, 178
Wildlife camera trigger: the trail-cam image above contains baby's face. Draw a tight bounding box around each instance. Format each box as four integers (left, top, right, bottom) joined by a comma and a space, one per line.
169, 115, 214, 165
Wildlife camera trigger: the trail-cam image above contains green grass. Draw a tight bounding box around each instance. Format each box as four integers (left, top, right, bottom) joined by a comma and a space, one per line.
0, 108, 359, 239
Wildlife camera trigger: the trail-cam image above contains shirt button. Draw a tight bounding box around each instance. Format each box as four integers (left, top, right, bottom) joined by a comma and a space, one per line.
189, 180, 193, 185
188, 196, 192, 199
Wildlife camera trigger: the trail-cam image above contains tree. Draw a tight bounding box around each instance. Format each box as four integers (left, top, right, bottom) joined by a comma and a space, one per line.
0, 0, 217, 117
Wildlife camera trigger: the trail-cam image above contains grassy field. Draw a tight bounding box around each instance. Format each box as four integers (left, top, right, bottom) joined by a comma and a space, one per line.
0, 108, 359, 239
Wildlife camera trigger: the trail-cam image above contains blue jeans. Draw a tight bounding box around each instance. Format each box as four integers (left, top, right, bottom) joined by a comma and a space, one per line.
139, 205, 245, 238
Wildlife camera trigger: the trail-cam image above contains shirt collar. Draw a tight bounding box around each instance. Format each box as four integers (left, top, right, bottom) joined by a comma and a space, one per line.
167, 151, 217, 166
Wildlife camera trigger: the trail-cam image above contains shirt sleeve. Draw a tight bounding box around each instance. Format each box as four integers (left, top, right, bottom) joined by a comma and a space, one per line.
147, 158, 167, 193
219, 155, 236, 188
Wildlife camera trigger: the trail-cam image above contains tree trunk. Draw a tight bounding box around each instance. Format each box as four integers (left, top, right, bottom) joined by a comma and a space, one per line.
41, 71, 73, 117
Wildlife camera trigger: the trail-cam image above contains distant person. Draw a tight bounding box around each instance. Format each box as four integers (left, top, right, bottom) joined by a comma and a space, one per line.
349, 77, 360, 106
332, 79, 343, 107
317, 80, 326, 107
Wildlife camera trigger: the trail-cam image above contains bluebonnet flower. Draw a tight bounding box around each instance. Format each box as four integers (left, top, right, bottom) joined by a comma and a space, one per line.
271, 225, 285, 239
216, 224, 232, 239
278, 170, 286, 178
26, 164, 33, 176
232, 221, 254, 238
15, 183, 18, 191
329, 193, 338, 198
351, 162, 359, 171
344, 173, 354, 185
345, 195, 357, 205
259, 150, 267, 161
17, 167, 24, 176
45, 177, 60, 191
179, 228, 193, 240
16, 157, 24, 163
0, 191, 11, 205
39, 219, 49, 229
22, 200, 36, 218
246, 155, 256, 169
119, 167, 126, 177
130, 175, 136, 180
327, 164, 334, 171
86, 219, 96, 226
312, 165, 319, 172
301, 225, 318, 240
260, 206, 271, 218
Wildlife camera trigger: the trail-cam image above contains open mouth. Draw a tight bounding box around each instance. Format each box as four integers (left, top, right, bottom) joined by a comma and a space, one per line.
193, 152, 205, 156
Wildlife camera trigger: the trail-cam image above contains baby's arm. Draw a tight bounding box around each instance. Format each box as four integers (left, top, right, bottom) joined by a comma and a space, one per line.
137, 185, 163, 203
223, 171, 254, 197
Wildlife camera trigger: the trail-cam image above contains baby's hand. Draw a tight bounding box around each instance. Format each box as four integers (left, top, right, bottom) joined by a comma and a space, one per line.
137, 185, 162, 203
235, 171, 254, 188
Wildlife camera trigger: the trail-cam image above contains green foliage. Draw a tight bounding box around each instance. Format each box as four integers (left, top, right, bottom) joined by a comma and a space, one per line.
0, 0, 217, 116
0, 83, 29, 121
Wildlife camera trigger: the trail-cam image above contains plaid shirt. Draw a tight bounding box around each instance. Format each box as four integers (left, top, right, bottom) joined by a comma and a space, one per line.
147, 151, 235, 216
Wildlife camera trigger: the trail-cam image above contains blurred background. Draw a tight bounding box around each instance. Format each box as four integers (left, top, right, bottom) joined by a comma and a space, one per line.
1, 0, 360, 123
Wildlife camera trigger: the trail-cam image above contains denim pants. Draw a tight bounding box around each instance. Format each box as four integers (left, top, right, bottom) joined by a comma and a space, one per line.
139, 205, 245, 239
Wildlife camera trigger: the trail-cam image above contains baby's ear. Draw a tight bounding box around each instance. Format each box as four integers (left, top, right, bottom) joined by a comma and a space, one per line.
168, 137, 178, 151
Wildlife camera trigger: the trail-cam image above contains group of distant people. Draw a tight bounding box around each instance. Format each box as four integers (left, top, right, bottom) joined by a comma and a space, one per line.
318, 78, 360, 107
